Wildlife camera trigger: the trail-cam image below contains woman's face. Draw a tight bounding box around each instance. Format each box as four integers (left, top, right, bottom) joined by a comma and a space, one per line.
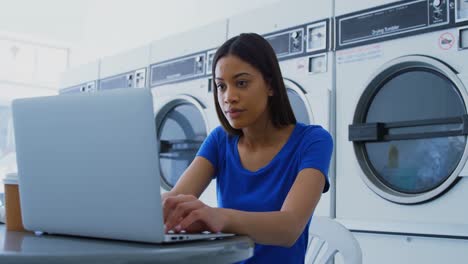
215, 55, 273, 129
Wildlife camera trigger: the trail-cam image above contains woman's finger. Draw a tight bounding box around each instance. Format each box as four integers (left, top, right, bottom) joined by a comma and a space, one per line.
184, 220, 208, 233
178, 209, 213, 232
181, 208, 224, 233
162, 194, 196, 222
165, 199, 203, 232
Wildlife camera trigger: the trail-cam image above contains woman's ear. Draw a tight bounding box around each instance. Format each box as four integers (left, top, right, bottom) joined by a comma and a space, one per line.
268, 82, 274, 97
268, 87, 274, 97
266, 78, 274, 96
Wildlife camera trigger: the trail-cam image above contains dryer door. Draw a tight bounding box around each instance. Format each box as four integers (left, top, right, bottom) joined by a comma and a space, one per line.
155, 95, 209, 190
349, 55, 468, 204
284, 78, 314, 125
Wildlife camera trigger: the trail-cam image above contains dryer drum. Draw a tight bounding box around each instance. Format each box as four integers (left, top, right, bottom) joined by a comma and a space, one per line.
349, 56, 468, 204
156, 100, 208, 190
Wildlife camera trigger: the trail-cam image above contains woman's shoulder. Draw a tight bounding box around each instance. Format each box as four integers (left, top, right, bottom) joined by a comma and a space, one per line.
295, 122, 332, 140
211, 125, 227, 135
210, 125, 234, 142
293, 123, 333, 156
211, 125, 225, 134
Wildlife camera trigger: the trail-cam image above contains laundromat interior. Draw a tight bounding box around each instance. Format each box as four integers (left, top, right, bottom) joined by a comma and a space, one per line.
1, 0, 468, 263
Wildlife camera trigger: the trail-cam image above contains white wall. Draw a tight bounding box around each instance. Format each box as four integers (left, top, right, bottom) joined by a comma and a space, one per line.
71, 0, 280, 66
0, 0, 282, 70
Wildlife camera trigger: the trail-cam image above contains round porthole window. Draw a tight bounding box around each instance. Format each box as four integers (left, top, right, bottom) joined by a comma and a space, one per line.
349, 56, 468, 204
156, 97, 208, 190
284, 79, 313, 125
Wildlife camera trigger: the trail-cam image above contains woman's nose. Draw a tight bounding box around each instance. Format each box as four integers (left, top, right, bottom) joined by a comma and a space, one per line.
223, 86, 238, 103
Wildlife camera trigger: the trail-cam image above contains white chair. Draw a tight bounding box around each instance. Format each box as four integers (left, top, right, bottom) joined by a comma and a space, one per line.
305, 216, 362, 264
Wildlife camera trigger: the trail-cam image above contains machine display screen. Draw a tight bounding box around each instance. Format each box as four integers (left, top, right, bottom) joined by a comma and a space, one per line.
266, 34, 290, 57
99, 74, 130, 90
151, 55, 205, 86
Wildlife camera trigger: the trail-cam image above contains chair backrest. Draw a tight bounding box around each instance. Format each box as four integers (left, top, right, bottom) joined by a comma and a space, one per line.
305, 216, 362, 264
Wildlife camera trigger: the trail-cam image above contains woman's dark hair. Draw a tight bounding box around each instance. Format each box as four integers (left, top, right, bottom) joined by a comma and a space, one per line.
212, 33, 296, 136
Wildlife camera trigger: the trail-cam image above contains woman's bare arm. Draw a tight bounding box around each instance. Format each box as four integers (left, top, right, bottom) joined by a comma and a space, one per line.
164, 168, 325, 247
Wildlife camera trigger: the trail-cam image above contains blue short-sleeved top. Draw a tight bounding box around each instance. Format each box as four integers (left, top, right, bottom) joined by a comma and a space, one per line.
196, 123, 333, 264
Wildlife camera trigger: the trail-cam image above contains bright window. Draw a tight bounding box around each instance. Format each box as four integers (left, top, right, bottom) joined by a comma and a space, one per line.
0, 36, 68, 198
0, 37, 69, 87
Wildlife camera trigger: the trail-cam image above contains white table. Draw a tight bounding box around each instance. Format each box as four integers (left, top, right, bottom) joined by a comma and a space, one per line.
0, 224, 254, 263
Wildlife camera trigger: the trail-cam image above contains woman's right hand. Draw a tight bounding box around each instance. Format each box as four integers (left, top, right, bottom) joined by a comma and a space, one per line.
162, 194, 199, 232
162, 194, 225, 234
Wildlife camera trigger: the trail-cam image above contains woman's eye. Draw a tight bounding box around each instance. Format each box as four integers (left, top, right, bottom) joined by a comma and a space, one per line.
237, 80, 248, 87
216, 83, 226, 90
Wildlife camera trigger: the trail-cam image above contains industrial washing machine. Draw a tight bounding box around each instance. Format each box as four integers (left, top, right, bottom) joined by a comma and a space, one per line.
149, 20, 228, 207
228, 0, 335, 217
334, 0, 468, 262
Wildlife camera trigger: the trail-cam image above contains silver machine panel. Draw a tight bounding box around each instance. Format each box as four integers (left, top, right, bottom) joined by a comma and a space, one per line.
99, 68, 146, 90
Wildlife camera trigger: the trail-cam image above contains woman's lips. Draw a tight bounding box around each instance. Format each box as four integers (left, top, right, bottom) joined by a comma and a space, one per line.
226, 109, 244, 119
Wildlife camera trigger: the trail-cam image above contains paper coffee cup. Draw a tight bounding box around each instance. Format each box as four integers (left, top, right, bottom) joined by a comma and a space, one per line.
3, 172, 25, 232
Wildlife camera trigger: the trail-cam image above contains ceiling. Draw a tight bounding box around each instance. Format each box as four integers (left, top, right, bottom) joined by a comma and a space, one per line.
0, 0, 90, 44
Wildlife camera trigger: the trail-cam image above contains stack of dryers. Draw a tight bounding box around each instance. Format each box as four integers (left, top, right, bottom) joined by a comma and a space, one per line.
148, 21, 228, 207
59, 60, 100, 94
335, 0, 468, 263
98, 45, 150, 91
227, 0, 335, 218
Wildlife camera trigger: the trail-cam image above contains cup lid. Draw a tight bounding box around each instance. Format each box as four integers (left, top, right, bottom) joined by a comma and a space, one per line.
3, 172, 18, 185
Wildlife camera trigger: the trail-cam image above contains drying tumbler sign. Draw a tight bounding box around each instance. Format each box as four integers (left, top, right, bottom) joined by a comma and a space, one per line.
337, 0, 450, 49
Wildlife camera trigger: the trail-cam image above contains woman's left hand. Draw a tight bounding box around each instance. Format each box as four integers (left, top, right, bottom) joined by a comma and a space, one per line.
163, 194, 226, 233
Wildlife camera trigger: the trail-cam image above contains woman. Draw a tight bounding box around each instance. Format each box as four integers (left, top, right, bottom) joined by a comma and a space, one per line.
163, 33, 333, 263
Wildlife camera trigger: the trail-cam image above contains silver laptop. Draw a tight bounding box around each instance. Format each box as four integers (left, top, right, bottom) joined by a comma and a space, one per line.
12, 88, 233, 243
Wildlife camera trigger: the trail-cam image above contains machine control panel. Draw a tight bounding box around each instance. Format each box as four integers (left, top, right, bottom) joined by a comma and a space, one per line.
150, 53, 206, 86
308, 54, 328, 74
337, 0, 450, 49
265, 28, 304, 59
429, 0, 449, 23
99, 74, 131, 90
206, 49, 216, 75
83, 81, 97, 92
460, 27, 468, 49
307, 22, 327, 52
134, 68, 146, 88
60, 81, 96, 94
99, 68, 146, 90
